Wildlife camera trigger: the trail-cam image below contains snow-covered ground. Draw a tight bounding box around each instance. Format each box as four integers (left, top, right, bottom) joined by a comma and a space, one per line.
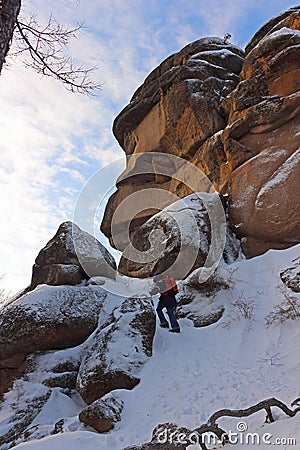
1, 245, 299, 450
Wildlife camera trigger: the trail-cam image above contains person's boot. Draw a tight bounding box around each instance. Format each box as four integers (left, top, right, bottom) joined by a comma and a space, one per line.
169, 328, 180, 333
160, 323, 169, 328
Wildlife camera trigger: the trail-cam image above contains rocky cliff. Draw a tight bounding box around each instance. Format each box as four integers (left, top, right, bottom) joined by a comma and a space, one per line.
223, 7, 300, 257
101, 6, 300, 272
0, 7, 299, 449
101, 37, 244, 253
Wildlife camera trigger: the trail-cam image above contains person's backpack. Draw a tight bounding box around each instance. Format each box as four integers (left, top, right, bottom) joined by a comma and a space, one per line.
155, 275, 178, 296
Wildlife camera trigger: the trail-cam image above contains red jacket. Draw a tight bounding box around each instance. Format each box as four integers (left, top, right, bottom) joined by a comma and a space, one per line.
155, 275, 178, 297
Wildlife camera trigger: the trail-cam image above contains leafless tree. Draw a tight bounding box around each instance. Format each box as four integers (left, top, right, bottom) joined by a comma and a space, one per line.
0, 0, 101, 95
0, 0, 21, 71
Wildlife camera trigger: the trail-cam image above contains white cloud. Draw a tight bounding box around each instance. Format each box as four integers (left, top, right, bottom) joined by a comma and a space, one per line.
0, 61, 121, 292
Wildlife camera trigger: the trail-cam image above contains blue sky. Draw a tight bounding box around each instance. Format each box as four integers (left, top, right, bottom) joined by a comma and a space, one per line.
0, 0, 296, 292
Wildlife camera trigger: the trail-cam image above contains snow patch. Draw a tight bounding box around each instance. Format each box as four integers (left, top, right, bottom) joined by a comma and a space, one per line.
1, 246, 299, 450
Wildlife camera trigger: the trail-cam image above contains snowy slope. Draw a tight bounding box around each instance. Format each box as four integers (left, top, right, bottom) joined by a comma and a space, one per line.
1, 245, 300, 450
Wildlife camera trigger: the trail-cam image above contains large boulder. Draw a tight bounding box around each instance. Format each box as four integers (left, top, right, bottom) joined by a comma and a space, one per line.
177, 292, 225, 328
118, 193, 240, 278
222, 7, 300, 257
0, 281, 109, 401
31, 221, 116, 288
0, 285, 107, 361
79, 393, 124, 433
27, 346, 82, 391
77, 296, 155, 404
101, 38, 244, 250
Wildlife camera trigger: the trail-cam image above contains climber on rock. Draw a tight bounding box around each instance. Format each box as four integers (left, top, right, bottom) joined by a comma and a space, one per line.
150, 273, 180, 333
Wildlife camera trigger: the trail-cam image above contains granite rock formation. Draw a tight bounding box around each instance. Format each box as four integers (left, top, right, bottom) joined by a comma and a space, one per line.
77, 296, 155, 404
0, 285, 107, 361
0, 8, 299, 448
79, 393, 124, 433
31, 221, 116, 288
101, 6, 300, 269
119, 193, 241, 279
0, 287, 155, 443
223, 6, 300, 257
101, 37, 244, 251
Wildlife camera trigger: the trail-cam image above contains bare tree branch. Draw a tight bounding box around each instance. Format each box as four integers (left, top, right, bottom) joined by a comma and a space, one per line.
124, 397, 300, 450
204, 396, 300, 427
12, 13, 102, 95
192, 397, 300, 450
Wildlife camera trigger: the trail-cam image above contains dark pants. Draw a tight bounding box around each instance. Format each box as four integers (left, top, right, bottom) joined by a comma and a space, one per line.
156, 304, 180, 330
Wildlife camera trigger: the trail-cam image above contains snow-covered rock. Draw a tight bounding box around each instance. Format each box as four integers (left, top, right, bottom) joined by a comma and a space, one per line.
0, 245, 299, 450
177, 298, 225, 328
175, 265, 232, 327
25, 345, 83, 391
79, 393, 124, 433
119, 193, 241, 279
101, 37, 244, 248
77, 296, 155, 404
31, 221, 116, 288
0, 285, 107, 361
0, 290, 156, 447
0, 344, 86, 447
0, 381, 51, 449
280, 259, 300, 292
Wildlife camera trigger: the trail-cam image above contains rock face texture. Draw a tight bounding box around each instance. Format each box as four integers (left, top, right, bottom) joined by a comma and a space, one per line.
0, 354, 26, 398
0, 284, 107, 401
223, 7, 300, 257
101, 37, 244, 251
0, 221, 117, 399
0, 285, 155, 443
31, 221, 116, 288
79, 393, 124, 433
0, 345, 83, 446
77, 296, 155, 404
101, 6, 300, 269
0, 285, 107, 361
119, 193, 240, 279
